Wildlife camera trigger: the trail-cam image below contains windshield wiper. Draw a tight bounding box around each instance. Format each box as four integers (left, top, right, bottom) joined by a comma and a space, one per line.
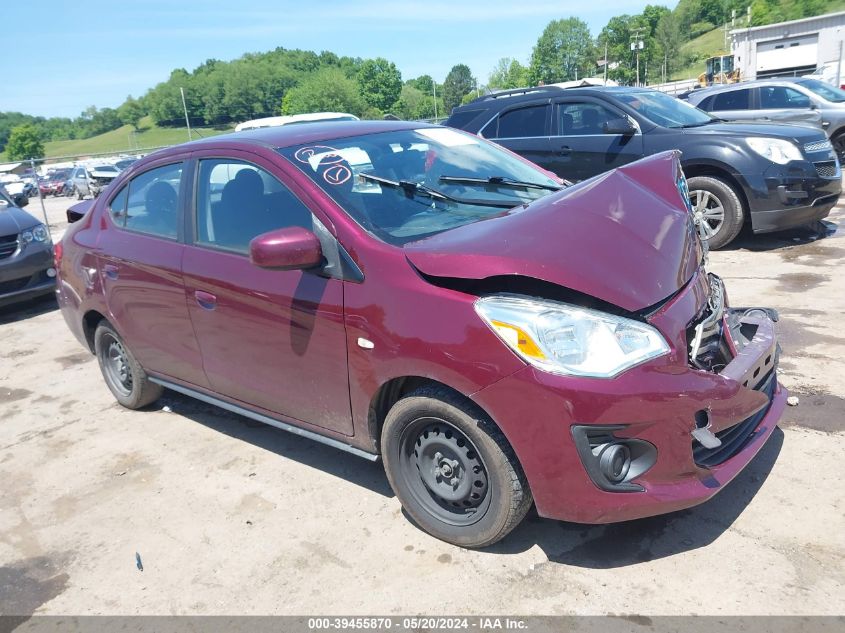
358, 173, 518, 208
679, 119, 721, 128
438, 175, 563, 191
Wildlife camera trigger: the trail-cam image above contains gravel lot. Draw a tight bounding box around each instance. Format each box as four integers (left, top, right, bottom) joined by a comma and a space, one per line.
1, 192, 844, 616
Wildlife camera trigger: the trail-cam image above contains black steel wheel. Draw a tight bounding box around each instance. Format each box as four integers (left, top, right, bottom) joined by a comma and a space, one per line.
382, 386, 532, 548
94, 322, 162, 409
398, 419, 491, 526
102, 334, 133, 397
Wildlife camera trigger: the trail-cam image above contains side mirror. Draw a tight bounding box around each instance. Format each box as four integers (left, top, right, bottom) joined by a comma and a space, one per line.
12, 193, 29, 207
603, 118, 636, 136
249, 226, 323, 271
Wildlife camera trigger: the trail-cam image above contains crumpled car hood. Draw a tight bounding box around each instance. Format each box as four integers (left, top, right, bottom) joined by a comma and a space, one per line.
404, 151, 702, 312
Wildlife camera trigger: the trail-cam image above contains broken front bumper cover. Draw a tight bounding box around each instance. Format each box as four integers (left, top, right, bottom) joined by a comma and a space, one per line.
471, 271, 785, 524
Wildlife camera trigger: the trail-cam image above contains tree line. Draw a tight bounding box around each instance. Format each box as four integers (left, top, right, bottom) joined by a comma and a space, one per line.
0, 0, 836, 159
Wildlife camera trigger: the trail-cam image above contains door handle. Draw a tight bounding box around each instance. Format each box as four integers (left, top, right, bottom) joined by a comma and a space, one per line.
102, 264, 119, 280
558, 145, 572, 156
195, 290, 217, 311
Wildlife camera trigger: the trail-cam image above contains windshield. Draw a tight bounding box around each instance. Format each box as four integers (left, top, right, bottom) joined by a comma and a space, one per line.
616, 90, 714, 128
278, 128, 561, 245
796, 78, 845, 103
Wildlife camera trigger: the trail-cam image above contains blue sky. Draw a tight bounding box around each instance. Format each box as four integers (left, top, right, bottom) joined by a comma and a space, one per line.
3, 0, 674, 118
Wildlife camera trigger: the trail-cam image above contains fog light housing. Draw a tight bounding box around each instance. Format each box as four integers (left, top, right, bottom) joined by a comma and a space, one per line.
598, 443, 631, 483
571, 425, 657, 492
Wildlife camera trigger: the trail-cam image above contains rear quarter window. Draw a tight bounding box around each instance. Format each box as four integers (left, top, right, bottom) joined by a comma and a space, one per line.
446, 109, 485, 130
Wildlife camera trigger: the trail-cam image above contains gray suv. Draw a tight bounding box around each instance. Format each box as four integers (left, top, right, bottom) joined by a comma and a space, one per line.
685, 78, 845, 160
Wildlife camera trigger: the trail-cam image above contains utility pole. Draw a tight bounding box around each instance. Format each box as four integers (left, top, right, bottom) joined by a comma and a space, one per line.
180, 87, 192, 141
604, 41, 608, 84
433, 82, 438, 120
630, 30, 644, 87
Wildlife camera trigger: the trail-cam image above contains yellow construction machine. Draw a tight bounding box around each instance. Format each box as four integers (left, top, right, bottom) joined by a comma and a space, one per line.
697, 54, 741, 87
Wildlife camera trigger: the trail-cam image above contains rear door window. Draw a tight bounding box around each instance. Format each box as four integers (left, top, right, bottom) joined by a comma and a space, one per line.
484, 104, 549, 139
107, 186, 128, 225
121, 163, 183, 239
711, 89, 750, 111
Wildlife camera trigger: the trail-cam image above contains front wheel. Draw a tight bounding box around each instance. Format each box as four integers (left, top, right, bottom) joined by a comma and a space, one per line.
381, 386, 532, 548
687, 176, 745, 249
94, 322, 162, 409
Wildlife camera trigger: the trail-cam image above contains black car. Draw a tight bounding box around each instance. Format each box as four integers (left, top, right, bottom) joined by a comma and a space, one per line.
446, 86, 841, 248
0, 187, 55, 307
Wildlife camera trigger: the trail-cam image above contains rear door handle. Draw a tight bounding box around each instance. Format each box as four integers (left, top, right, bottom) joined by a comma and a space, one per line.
102, 264, 119, 280
558, 145, 572, 156
195, 290, 217, 311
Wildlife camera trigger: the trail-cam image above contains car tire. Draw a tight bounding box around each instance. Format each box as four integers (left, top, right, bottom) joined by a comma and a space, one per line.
687, 176, 745, 250
381, 385, 532, 548
94, 322, 162, 409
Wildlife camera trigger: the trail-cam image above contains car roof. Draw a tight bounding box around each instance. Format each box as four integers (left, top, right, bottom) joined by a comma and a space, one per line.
693, 78, 813, 96
452, 85, 668, 114
159, 120, 430, 156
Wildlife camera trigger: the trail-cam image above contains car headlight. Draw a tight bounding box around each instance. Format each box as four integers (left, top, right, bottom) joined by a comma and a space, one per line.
747, 137, 802, 164
475, 295, 669, 378
21, 224, 50, 243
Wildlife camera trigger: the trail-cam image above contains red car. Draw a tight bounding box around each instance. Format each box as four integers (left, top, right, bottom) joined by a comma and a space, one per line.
56, 121, 785, 547
39, 169, 72, 197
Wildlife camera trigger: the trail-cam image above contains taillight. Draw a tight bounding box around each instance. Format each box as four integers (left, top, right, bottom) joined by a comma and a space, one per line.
53, 240, 63, 269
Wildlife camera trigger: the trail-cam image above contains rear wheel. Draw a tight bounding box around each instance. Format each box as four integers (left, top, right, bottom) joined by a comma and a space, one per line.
687, 176, 745, 249
381, 386, 532, 548
94, 323, 162, 409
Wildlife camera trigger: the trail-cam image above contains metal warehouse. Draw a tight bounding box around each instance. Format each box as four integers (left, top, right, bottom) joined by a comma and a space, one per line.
732, 10, 845, 80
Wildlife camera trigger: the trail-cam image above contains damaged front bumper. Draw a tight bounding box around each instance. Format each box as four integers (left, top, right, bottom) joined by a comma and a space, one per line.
471, 269, 785, 524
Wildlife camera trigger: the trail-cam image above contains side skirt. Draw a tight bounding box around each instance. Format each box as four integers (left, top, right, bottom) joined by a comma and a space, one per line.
149, 377, 380, 462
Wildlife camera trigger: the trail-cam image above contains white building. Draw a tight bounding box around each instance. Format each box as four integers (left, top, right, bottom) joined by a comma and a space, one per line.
731, 11, 845, 80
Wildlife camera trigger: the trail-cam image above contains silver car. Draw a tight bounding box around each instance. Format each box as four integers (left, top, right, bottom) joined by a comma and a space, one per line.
71, 164, 120, 199
685, 78, 845, 160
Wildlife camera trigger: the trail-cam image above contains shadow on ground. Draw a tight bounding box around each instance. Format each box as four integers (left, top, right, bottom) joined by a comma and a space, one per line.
157, 390, 393, 498
160, 387, 785, 569
724, 219, 839, 252
490, 428, 784, 567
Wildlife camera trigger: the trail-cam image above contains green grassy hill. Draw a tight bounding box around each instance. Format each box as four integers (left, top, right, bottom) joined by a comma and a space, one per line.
0, 116, 235, 162
43, 116, 234, 159
671, 27, 734, 81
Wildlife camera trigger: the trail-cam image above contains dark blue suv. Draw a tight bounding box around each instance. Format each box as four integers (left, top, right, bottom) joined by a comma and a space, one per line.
446, 86, 841, 248
0, 188, 55, 307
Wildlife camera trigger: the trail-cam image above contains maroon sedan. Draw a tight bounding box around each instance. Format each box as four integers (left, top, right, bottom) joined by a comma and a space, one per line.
56, 121, 785, 547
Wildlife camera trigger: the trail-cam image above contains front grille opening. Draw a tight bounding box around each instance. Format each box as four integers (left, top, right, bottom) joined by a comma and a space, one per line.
693, 371, 776, 468
814, 161, 838, 178
0, 234, 18, 260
